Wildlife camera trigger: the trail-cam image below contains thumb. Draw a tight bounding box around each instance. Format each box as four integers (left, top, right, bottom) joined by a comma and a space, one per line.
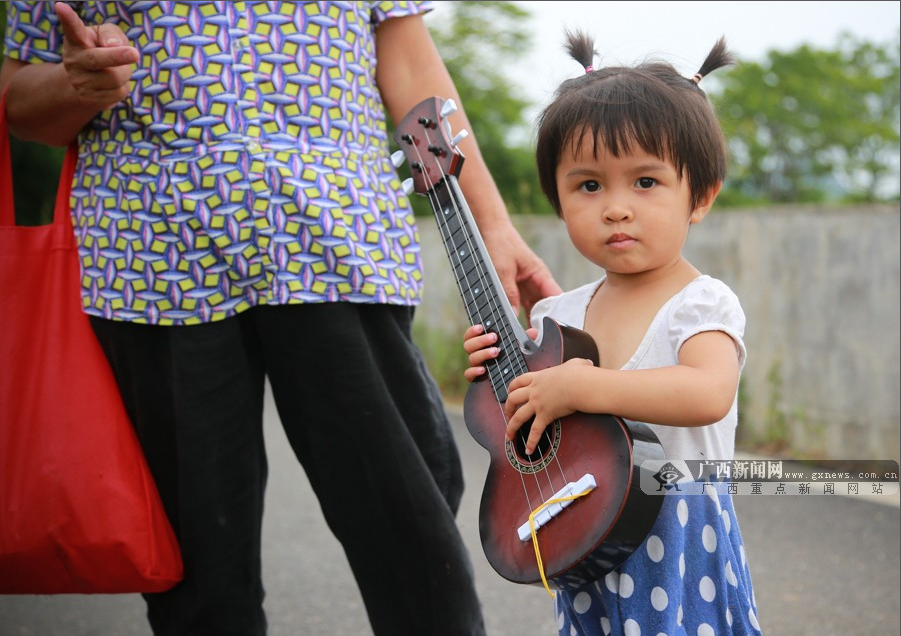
503, 281, 522, 318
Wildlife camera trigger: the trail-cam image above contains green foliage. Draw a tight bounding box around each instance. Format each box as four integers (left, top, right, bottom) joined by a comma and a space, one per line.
715, 31, 901, 205
425, 5, 900, 210
413, 319, 471, 402
412, 1, 556, 217
2, 4, 65, 225
4, 3, 899, 219
9, 140, 66, 225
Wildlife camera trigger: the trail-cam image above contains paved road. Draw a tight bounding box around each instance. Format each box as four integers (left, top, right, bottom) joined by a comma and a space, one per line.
2, 390, 898, 636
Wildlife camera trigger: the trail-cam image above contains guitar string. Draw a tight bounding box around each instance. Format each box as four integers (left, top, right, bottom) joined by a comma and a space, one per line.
441, 183, 570, 500
403, 123, 541, 509
424, 125, 573, 503
407, 113, 593, 594
418, 163, 542, 511
423, 126, 570, 499
406, 113, 570, 508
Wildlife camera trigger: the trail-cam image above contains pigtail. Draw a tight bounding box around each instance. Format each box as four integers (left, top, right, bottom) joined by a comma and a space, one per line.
690, 36, 735, 85
563, 29, 597, 73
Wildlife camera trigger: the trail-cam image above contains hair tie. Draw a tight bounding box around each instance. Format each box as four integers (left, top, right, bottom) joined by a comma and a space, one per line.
585, 65, 594, 74
690, 72, 703, 85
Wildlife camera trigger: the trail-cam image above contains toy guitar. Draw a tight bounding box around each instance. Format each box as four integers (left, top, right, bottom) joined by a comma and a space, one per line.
393, 97, 664, 589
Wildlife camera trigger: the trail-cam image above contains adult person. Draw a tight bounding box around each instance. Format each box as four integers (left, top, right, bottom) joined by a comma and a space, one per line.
0, 2, 561, 635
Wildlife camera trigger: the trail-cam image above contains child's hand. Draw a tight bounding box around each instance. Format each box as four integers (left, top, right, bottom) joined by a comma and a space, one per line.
503, 358, 594, 454
461, 323, 539, 383
462, 324, 499, 382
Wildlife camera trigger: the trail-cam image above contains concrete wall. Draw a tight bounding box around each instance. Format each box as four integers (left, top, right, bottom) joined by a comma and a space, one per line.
414, 204, 900, 465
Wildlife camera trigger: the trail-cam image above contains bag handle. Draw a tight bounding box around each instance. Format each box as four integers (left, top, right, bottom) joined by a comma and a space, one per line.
1, 88, 79, 228
0, 89, 15, 225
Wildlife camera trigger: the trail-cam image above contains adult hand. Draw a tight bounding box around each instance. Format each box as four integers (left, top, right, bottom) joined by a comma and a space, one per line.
481, 223, 562, 322
54, 1, 138, 110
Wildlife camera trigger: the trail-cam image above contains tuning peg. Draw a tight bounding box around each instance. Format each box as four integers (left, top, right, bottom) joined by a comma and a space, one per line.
451, 129, 469, 147
402, 178, 415, 196
390, 150, 406, 168
440, 99, 458, 117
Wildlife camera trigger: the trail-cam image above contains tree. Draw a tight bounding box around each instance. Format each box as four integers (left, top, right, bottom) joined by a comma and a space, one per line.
714, 32, 900, 206
6, 4, 897, 215
416, 1, 555, 216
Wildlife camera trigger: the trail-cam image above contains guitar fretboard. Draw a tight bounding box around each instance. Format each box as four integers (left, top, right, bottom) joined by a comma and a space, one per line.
430, 177, 531, 404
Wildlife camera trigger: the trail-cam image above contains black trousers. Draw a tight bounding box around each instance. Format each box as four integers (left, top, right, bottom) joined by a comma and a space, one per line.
90, 304, 485, 636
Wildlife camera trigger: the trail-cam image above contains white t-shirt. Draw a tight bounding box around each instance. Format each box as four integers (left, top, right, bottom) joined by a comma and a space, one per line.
529, 274, 747, 462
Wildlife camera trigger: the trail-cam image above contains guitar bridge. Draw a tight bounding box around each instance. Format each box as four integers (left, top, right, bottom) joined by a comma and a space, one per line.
517, 474, 597, 542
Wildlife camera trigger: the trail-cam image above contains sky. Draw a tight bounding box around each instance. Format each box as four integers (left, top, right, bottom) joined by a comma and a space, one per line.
429, 1, 901, 119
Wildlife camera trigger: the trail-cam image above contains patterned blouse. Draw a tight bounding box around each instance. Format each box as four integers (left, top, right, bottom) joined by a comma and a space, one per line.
5, 1, 433, 325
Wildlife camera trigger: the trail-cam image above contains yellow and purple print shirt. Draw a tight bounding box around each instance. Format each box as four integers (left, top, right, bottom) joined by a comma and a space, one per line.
5, 1, 433, 325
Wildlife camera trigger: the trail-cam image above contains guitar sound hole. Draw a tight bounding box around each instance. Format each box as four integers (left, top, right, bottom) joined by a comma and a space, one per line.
506, 418, 561, 472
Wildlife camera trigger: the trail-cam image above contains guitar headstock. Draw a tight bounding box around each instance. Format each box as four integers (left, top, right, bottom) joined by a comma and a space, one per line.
393, 96, 467, 196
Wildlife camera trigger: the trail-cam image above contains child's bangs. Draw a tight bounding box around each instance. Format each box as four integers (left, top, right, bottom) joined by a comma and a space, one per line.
565, 83, 676, 167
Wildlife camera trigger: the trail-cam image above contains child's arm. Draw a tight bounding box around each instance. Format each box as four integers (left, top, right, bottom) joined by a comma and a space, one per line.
466, 326, 741, 455
507, 329, 740, 453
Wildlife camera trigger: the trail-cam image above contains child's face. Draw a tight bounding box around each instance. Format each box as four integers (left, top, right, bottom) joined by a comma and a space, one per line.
555, 133, 707, 276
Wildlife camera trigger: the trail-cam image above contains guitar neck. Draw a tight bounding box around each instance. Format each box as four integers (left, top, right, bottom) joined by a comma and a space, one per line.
429, 175, 536, 403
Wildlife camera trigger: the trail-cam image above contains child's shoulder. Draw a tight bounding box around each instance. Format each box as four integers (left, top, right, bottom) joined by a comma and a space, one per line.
682, 274, 739, 300
677, 275, 743, 312
530, 278, 603, 329
669, 275, 747, 353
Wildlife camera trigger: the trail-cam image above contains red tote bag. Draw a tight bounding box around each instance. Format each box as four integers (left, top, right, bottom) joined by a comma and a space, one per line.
0, 92, 183, 594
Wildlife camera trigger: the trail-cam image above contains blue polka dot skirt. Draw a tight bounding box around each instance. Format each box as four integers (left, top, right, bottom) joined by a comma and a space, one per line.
554, 485, 763, 635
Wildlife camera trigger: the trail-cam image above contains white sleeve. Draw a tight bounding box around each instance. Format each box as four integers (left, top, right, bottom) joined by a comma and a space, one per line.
668, 278, 747, 370
529, 295, 556, 330
529, 279, 602, 332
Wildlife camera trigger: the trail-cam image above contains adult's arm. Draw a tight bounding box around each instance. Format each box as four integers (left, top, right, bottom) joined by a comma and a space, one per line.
0, 1, 138, 146
374, 13, 562, 317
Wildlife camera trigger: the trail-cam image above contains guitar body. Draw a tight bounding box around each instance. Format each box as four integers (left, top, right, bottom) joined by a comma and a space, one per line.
393, 96, 664, 590
464, 317, 664, 588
